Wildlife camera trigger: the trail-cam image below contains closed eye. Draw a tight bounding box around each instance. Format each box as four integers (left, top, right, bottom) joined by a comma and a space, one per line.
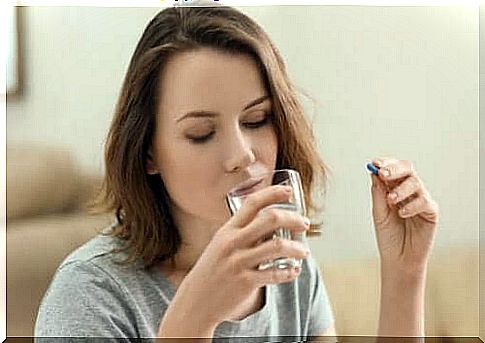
243, 115, 271, 129
187, 131, 215, 144
187, 112, 273, 144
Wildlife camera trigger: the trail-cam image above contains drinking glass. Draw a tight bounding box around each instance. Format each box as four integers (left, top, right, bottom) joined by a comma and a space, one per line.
226, 169, 307, 271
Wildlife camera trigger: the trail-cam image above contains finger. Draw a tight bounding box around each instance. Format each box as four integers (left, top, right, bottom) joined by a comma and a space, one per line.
376, 159, 416, 182
239, 236, 309, 268
387, 175, 424, 206
372, 157, 398, 169
238, 207, 310, 246
370, 173, 391, 224
397, 194, 439, 222
396, 194, 424, 218
248, 265, 302, 287
230, 185, 292, 228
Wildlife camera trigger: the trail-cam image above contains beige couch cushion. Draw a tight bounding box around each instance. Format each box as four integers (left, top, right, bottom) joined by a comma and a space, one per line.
7, 144, 81, 220
7, 211, 112, 336
322, 247, 478, 336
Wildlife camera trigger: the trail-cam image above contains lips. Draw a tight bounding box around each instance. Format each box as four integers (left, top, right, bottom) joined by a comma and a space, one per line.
232, 178, 264, 196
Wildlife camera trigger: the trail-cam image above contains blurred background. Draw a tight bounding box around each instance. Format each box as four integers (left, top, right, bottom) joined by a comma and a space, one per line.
6, 5, 478, 337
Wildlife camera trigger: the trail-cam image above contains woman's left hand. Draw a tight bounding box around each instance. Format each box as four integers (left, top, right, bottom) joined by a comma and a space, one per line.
370, 157, 439, 276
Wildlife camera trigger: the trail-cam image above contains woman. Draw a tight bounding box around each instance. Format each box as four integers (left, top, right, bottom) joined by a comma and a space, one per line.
35, 4, 439, 341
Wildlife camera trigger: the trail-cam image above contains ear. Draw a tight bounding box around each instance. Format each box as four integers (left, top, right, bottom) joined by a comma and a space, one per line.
146, 149, 159, 175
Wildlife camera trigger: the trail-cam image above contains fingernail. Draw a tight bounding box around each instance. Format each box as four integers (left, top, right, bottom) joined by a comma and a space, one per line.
283, 186, 292, 193
303, 216, 311, 226
381, 169, 390, 177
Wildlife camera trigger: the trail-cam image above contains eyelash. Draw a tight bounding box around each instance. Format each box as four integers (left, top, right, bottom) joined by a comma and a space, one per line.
188, 115, 272, 144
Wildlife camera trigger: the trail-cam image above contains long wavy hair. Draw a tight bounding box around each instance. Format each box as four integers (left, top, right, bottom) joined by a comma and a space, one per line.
88, 4, 331, 268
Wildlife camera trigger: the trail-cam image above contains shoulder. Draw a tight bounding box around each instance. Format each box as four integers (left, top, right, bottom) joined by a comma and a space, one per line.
42, 233, 133, 304
57, 231, 145, 281
35, 233, 140, 337
40, 232, 146, 312
60, 230, 128, 267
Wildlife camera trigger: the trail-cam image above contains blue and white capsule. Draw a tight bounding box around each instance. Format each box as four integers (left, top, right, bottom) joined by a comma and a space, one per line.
366, 162, 380, 175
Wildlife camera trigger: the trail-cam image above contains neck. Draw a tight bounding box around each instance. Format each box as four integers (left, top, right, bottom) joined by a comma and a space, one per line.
164, 205, 224, 273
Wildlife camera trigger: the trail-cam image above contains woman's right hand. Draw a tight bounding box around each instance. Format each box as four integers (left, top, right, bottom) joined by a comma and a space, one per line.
164, 185, 310, 333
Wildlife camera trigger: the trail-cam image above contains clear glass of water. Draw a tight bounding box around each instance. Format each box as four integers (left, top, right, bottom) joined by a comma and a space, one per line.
226, 169, 307, 271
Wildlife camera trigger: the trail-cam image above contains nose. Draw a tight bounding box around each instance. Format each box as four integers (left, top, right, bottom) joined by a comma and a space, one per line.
223, 128, 256, 174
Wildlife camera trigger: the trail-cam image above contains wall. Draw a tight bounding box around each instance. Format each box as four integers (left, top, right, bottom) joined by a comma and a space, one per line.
6, 4, 479, 336
7, 5, 477, 258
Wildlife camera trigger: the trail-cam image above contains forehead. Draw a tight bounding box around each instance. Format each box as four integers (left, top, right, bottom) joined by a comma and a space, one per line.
157, 48, 268, 120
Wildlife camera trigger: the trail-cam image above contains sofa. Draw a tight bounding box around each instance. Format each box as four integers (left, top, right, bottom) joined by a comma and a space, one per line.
6, 144, 479, 337
6, 144, 112, 336
322, 248, 478, 336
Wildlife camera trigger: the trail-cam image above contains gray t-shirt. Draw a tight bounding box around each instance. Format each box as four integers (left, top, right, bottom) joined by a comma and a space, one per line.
35, 232, 335, 341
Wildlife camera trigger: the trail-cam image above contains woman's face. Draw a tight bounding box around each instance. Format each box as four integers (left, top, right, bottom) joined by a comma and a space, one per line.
148, 48, 278, 225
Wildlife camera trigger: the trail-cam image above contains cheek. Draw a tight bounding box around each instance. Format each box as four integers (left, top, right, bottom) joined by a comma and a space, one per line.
155, 140, 221, 213
258, 127, 278, 166
157, 145, 208, 193
154, 127, 278, 219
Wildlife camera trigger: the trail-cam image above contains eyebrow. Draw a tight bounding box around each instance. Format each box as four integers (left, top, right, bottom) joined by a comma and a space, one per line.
175, 95, 270, 123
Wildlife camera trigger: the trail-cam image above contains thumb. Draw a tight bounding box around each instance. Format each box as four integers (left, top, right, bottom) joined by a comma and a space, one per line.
370, 173, 390, 225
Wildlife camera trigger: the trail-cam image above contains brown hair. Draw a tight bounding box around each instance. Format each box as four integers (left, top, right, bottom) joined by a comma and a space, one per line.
89, 4, 331, 268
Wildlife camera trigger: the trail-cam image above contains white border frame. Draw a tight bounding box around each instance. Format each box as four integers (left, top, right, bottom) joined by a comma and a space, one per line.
2, 1, 480, 341
0, 2, 8, 341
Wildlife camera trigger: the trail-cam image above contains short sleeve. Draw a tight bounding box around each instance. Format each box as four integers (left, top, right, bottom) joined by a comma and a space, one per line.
307, 256, 335, 336
34, 260, 138, 341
